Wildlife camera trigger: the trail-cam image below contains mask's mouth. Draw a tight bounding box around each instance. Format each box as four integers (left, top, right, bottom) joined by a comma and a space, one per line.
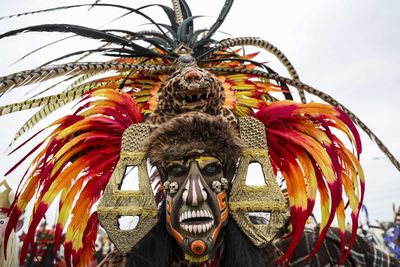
177, 91, 210, 109
179, 208, 214, 235
182, 92, 208, 103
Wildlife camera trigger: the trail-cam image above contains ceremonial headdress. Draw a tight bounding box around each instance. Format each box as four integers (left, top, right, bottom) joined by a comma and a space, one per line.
0, 1, 398, 266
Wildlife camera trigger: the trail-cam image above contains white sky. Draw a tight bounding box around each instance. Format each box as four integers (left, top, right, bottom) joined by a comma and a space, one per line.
0, 0, 399, 227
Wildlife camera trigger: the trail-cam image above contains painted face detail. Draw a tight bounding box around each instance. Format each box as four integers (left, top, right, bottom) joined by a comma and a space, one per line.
164, 156, 229, 263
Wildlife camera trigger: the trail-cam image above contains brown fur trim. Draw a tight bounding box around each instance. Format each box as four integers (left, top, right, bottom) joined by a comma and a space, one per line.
145, 112, 243, 170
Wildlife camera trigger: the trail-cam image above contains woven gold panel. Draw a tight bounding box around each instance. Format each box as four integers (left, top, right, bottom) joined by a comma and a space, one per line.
0, 180, 12, 209
229, 117, 289, 246
97, 123, 158, 254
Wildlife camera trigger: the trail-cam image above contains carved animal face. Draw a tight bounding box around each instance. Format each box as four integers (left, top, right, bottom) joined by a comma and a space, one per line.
156, 67, 225, 115
163, 156, 229, 263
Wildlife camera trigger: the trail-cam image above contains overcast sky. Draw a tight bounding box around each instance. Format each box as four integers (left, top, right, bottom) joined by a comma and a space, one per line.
0, 0, 399, 226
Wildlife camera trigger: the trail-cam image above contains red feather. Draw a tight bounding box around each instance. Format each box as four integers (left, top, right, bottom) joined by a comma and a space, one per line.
5, 88, 143, 266
254, 100, 363, 264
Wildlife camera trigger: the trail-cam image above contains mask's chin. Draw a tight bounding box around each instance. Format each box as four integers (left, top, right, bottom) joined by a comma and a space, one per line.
168, 201, 221, 263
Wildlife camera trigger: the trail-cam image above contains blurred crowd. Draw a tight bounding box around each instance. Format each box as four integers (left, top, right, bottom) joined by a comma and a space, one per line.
1, 205, 399, 266
17, 222, 114, 267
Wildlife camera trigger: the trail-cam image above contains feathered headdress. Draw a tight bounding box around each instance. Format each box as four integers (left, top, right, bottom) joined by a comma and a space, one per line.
0, 1, 398, 266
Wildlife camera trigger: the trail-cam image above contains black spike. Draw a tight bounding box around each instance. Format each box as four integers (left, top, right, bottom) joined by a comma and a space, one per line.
138, 4, 179, 32
194, 0, 234, 49
153, 24, 178, 38
179, 0, 193, 35
10, 9, 155, 65
105, 29, 175, 51
177, 16, 202, 44
207, 0, 234, 38
189, 29, 209, 46
179, 0, 193, 20
134, 30, 179, 47
0, 4, 161, 36
38, 48, 137, 67
0, 24, 154, 55
1, 4, 171, 39
0, 4, 94, 21
88, 0, 102, 11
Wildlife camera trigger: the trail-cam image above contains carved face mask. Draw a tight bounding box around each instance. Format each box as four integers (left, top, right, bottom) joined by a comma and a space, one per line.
144, 112, 244, 262
162, 156, 229, 263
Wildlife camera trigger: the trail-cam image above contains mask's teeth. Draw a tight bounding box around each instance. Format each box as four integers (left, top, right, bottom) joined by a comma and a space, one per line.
207, 210, 213, 219
200, 210, 205, 217
180, 220, 214, 233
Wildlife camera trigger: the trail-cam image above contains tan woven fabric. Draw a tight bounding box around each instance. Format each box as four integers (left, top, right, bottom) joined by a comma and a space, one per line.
98, 123, 158, 254
229, 117, 289, 246
0, 180, 12, 209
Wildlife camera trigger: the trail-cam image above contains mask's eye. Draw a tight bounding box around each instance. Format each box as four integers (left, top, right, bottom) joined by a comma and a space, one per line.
202, 162, 222, 176
0, 220, 4, 224
167, 164, 188, 177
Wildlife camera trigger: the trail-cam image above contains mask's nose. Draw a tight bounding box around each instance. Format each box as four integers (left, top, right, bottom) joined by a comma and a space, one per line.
182, 161, 208, 206
184, 68, 202, 83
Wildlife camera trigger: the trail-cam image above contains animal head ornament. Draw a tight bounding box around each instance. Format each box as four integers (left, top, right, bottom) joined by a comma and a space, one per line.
0, 0, 399, 266
156, 67, 225, 114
